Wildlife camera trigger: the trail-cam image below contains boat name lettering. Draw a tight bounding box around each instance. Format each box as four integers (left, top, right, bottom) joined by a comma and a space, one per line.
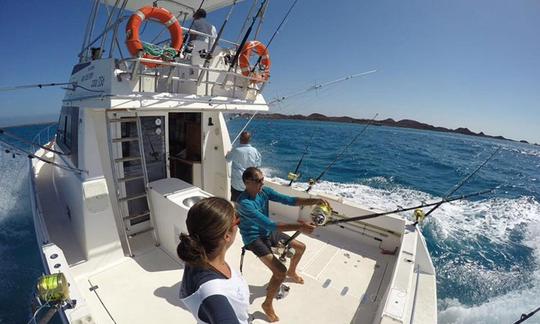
81, 72, 94, 82
91, 76, 105, 88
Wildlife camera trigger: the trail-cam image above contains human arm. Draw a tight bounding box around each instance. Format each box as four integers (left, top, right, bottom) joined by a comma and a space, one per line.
276, 220, 316, 234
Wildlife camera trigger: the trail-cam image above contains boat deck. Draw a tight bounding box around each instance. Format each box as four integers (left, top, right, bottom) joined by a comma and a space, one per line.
73, 230, 395, 323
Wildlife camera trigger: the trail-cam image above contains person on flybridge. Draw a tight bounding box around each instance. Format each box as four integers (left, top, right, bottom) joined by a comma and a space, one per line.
226, 131, 262, 201
236, 167, 328, 322
189, 9, 217, 43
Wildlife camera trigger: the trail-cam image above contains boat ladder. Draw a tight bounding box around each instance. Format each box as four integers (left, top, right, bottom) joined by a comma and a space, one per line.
105, 111, 160, 256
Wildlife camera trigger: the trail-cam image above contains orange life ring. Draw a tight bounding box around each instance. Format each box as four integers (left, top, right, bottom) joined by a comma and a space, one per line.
238, 41, 271, 83
125, 6, 183, 68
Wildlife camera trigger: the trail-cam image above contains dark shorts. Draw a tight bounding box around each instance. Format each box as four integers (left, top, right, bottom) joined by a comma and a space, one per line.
230, 187, 243, 202
245, 231, 291, 258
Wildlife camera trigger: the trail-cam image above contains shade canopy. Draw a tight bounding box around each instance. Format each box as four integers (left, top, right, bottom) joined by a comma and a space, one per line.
100, 0, 242, 14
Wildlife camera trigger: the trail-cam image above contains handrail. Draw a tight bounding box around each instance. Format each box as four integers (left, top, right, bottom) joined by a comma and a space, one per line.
31, 124, 57, 150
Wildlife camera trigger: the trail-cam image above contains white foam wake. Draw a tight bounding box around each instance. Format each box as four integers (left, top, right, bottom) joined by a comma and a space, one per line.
0, 153, 29, 224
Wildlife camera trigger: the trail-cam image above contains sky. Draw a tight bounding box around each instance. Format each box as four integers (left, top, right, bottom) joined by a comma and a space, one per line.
0, 0, 539, 143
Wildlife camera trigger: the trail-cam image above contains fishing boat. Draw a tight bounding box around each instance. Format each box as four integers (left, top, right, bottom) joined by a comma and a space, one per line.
27, 0, 438, 322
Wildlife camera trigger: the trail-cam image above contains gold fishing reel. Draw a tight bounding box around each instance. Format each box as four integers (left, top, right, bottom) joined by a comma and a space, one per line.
311, 203, 332, 226
287, 172, 300, 181
36, 273, 70, 304
413, 208, 426, 224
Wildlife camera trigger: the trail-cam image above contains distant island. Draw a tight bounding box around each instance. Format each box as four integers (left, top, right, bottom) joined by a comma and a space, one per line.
242, 113, 538, 145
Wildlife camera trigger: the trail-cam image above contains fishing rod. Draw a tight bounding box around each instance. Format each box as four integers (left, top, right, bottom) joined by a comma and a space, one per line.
0, 129, 65, 156
250, 0, 300, 73
181, 0, 206, 54
0, 82, 74, 92
413, 146, 501, 225
514, 306, 540, 324
0, 138, 87, 174
277, 187, 497, 260
231, 70, 377, 145
287, 130, 317, 186
324, 187, 497, 226
305, 113, 379, 192
197, 0, 239, 84
227, 0, 269, 72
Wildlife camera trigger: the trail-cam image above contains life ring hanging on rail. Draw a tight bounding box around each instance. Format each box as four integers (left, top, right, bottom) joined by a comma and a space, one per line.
125, 6, 183, 68
238, 41, 271, 83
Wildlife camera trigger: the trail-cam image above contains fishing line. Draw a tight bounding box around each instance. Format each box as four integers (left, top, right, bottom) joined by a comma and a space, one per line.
416, 146, 502, 224
231, 71, 377, 145
305, 113, 379, 192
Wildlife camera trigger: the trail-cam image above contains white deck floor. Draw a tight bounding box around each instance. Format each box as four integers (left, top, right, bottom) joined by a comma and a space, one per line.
70, 229, 395, 324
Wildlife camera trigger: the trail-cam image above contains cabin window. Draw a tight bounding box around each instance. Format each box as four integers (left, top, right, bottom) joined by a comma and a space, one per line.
56, 106, 79, 166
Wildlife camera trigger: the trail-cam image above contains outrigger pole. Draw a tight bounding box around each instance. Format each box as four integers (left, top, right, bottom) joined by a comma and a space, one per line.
231, 70, 377, 144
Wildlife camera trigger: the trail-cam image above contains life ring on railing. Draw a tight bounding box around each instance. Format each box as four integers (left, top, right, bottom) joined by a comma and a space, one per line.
125, 6, 183, 68
238, 40, 271, 83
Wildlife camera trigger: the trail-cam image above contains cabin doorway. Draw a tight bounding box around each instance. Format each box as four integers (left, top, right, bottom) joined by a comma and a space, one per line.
168, 113, 202, 186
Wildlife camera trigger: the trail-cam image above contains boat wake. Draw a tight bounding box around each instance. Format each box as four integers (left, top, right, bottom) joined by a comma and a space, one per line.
265, 172, 540, 323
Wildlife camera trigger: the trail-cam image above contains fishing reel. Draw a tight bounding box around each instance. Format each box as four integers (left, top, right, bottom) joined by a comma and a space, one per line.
412, 208, 426, 224
310, 203, 332, 226
287, 172, 300, 182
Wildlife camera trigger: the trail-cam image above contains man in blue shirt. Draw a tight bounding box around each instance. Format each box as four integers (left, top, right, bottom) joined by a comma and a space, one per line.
226, 131, 261, 201
236, 167, 328, 322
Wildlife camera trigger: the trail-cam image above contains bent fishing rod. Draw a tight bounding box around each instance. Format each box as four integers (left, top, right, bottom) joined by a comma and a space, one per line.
281, 147, 501, 256
414, 146, 501, 225
324, 187, 496, 226
231, 70, 377, 144
278, 187, 497, 259
305, 113, 379, 192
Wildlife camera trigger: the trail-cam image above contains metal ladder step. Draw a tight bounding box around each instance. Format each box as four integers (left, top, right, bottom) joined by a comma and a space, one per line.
123, 210, 150, 221
112, 136, 139, 143
109, 118, 138, 123
119, 193, 147, 202
114, 156, 141, 163
118, 175, 144, 183
128, 227, 155, 237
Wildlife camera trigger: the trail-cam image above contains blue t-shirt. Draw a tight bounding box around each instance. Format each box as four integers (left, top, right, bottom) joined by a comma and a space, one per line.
236, 187, 297, 245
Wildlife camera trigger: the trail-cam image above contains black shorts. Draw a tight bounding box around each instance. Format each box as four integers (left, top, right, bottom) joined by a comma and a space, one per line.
245, 231, 291, 258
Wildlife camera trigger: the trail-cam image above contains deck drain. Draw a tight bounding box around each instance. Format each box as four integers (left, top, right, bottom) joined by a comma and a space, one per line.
322, 279, 331, 288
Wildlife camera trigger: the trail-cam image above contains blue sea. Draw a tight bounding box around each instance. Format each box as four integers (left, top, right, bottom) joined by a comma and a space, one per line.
1, 119, 539, 323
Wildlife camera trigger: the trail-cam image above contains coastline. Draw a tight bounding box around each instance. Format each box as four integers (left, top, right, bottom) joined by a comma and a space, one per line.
243, 113, 538, 146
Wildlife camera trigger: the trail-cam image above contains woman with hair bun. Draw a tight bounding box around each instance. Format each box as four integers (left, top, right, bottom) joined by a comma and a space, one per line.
178, 197, 249, 324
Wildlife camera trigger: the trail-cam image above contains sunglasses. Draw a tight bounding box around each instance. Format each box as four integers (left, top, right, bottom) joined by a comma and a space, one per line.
248, 177, 264, 184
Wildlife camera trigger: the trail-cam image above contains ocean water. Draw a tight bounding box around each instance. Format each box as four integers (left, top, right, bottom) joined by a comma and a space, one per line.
1, 119, 539, 323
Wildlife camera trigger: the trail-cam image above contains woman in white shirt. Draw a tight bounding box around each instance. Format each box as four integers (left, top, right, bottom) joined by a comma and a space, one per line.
177, 197, 249, 324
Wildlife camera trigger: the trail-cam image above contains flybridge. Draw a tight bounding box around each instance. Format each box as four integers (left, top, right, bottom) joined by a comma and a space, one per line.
68, 0, 271, 110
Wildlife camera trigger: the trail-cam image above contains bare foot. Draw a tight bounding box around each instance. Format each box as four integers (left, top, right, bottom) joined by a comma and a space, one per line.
261, 301, 280, 322
287, 272, 304, 284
